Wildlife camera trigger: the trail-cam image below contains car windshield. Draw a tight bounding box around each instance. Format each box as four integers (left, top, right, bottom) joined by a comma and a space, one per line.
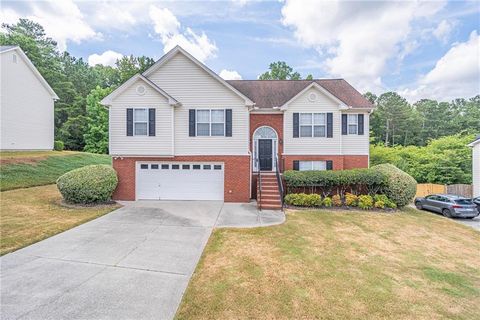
454, 199, 473, 205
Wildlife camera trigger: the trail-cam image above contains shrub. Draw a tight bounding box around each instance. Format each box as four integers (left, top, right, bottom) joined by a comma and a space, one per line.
374, 200, 385, 209
54, 140, 64, 151
322, 197, 332, 207
374, 194, 397, 209
284, 193, 322, 207
358, 195, 374, 210
332, 194, 342, 206
345, 193, 358, 206
56, 165, 117, 204
372, 164, 417, 207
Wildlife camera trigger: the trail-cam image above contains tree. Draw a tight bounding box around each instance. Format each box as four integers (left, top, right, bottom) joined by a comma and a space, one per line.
84, 86, 112, 154
259, 61, 302, 80
116, 55, 155, 83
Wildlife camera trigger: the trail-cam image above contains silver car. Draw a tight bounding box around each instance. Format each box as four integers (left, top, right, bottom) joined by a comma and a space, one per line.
415, 194, 479, 219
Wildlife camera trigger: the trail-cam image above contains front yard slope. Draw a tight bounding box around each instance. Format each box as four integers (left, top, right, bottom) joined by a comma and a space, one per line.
0, 151, 111, 191
176, 208, 480, 320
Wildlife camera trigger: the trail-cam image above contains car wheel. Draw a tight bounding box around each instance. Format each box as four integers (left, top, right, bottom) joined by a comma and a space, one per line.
442, 208, 452, 218
415, 201, 423, 210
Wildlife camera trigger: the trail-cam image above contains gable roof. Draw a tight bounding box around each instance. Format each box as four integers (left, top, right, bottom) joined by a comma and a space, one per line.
227, 79, 373, 109
142, 46, 255, 106
1, 46, 58, 100
101, 74, 180, 106
468, 135, 480, 147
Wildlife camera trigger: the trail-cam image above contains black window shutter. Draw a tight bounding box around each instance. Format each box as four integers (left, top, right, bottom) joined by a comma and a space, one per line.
327, 113, 333, 138
148, 108, 156, 136
126, 108, 133, 136
293, 160, 300, 171
293, 113, 299, 138
225, 109, 232, 137
189, 109, 196, 137
358, 114, 364, 135
326, 160, 333, 170
341, 114, 348, 135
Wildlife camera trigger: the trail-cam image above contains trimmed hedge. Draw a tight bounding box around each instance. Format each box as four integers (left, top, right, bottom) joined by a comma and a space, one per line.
284, 192, 396, 210
372, 164, 417, 207
283, 164, 416, 207
56, 165, 118, 204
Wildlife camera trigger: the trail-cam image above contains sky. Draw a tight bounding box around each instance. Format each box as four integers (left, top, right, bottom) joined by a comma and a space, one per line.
1, 0, 479, 102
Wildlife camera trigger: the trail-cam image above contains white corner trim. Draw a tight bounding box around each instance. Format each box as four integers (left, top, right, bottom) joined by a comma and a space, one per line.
142, 45, 255, 107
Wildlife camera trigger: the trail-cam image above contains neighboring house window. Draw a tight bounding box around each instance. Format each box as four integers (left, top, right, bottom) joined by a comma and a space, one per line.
299, 161, 327, 171
348, 114, 358, 135
134, 108, 148, 136
299, 113, 326, 137
196, 109, 225, 136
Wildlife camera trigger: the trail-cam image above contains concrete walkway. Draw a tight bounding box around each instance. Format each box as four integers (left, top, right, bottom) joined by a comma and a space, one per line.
1, 201, 284, 320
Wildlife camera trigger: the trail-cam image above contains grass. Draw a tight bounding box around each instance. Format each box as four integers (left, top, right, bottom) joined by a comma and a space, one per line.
0, 151, 111, 191
176, 208, 480, 320
0, 184, 120, 255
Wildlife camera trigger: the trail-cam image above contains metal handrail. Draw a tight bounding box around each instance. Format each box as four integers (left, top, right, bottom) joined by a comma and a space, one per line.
275, 156, 284, 209
255, 158, 262, 210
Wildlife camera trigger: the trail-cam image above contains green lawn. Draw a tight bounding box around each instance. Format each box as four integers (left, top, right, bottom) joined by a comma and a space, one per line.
176, 208, 480, 320
0, 151, 111, 191
0, 184, 120, 255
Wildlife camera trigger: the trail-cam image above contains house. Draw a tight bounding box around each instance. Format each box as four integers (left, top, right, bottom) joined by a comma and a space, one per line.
101, 46, 374, 208
0, 46, 58, 151
468, 135, 480, 197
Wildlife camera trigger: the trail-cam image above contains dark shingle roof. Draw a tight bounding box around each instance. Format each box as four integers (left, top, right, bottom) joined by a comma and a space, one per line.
226, 79, 373, 109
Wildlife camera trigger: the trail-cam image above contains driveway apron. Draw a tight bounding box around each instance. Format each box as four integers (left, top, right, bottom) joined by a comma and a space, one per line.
0, 201, 223, 320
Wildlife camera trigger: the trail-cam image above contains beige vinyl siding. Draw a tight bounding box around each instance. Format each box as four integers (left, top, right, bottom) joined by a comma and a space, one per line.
473, 143, 480, 197
109, 79, 173, 156
284, 87, 342, 155
1, 50, 54, 150
341, 111, 370, 155
147, 52, 249, 155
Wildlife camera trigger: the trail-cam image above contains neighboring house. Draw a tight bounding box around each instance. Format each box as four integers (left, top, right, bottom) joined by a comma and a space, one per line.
101, 46, 374, 208
468, 135, 480, 197
0, 46, 58, 151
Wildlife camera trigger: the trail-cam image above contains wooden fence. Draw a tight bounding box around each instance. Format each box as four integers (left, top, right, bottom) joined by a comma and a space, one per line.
416, 183, 473, 198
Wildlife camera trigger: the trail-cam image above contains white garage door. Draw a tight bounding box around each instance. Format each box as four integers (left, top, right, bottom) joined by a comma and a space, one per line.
136, 162, 224, 200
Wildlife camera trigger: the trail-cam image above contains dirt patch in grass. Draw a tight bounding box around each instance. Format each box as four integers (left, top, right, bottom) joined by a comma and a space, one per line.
0, 184, 120, 255
176, 208, 480, 320
0, 151, 79, 165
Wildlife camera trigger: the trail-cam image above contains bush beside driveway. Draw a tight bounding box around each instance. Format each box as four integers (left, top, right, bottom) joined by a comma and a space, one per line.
176, 208, 480, 320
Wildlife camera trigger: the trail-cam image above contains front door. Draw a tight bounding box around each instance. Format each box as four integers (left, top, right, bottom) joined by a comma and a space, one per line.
258, 139, 273, 171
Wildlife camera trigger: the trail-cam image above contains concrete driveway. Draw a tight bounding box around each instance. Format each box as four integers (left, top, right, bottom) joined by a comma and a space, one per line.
454, 215, 480, 231
1, 201, 284, 320
1, 201, 223, 320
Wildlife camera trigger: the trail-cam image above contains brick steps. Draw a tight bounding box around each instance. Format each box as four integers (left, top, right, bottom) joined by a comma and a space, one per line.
257, 172, 282, 210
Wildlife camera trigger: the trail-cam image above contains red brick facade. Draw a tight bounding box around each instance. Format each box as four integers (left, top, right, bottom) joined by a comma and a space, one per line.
283, 155, 369, 171
249, 113, 284, 156
112, 155, 251, 202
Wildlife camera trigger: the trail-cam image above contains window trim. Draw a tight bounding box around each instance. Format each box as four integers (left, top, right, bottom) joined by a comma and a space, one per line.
299, 160, 327, 171
133, 108, 149, 136
196, 109, 225, 137
299, 113, 327, 137
347, 114, 358, 135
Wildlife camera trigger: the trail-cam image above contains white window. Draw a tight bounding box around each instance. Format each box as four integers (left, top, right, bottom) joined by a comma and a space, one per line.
196, 109, 225, 136
300, 113, 326, 137
348, 114, 358, 135
134, 108, 148, 136
299, 161, 327, 171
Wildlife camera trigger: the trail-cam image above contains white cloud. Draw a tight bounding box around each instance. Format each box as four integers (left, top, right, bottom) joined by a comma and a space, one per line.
219, 69, 242, 80
88, 50, 123, 67
399, 31, 480, 102
281, 0, 446, 93
231, 0, 250, 7
432, 19, 455, 44
0, 0, 100, 51
149, 5, 217, 62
